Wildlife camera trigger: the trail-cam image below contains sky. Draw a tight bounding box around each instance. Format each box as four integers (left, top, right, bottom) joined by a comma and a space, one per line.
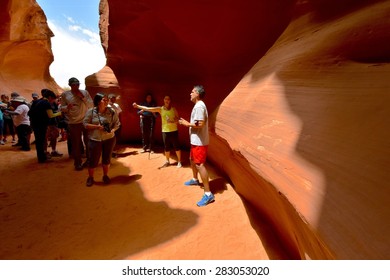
36, 0, 106, 89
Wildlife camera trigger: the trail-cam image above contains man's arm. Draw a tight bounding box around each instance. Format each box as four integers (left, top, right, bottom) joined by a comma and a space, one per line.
179, 118, 205, 128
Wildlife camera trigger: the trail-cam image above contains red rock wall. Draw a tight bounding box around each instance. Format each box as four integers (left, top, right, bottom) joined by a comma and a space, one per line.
2, 0, 389, 259
101, 0, 390, 259
0, 0, 60, 98
209, 0, 390, 259
100, 0, 295, 143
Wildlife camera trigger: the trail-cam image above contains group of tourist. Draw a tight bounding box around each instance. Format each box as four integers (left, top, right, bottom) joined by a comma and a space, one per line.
0, 80, 214, 207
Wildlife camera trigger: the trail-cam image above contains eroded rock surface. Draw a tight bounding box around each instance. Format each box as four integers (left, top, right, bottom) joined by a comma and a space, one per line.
0, 0, 59, 98
1, 0, 389, 259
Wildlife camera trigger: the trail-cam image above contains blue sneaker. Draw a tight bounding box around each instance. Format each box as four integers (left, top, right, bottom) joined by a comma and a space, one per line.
184, 178, 200, 186
196, 193, 215, 207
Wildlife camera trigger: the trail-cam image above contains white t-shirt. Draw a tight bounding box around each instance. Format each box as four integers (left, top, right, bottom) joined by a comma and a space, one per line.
109, 102, 122, 115
13, 104, 30, 127
189, 100, 209, 146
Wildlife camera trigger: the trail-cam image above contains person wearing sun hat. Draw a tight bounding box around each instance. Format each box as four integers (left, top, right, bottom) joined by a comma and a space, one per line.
60, 77, 93, 170
6, 96, 32, 151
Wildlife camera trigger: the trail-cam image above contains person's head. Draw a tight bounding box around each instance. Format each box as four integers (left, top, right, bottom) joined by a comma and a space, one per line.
145, 93, 153, 103
108, 93, 117, 103
10, 96, 25, 107
1, 94, 8, 102
41, 88, 50, 98
10, 92, 20, 99
93, 93, 109, 107
163, 95, 171, 107
191, 85, 205, 102
32, 93, 39, 100
44, 90, 57, 102
68, 77, 80, 88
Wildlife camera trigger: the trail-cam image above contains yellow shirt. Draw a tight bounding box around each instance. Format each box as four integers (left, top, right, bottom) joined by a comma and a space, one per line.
160, 106, 178, 132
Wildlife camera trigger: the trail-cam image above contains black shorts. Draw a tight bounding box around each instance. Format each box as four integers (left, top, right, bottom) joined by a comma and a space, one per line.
162, 131, 180, 151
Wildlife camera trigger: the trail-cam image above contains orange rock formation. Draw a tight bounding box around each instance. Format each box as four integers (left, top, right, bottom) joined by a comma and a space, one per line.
0, 0, 60, 96
1, 0, 389, 259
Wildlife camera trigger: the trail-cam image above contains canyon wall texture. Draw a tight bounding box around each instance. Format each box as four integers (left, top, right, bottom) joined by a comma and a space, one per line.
1, 0, 389, 259
94, 0, 295, 143
209, 0, 390, 259
99, 0, 389, 259
0, 0, 59, 97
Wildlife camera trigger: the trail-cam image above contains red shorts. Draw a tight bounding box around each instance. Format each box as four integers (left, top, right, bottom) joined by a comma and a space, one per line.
190, 145, 208, 164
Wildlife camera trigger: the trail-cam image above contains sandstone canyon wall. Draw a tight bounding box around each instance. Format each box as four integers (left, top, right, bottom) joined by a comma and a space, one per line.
98, 0, 389, 259
1, 0, 389, 259
0, 0, 60, 98
208, 0, 390, 259
93, 0, 295, 144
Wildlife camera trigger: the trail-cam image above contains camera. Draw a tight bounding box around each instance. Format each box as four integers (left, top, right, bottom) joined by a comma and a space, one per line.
102, 122, 111, 133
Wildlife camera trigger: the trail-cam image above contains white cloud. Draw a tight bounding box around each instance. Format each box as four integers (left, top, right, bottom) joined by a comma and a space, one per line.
47, 20, 106, 89
65, 15, 75, 24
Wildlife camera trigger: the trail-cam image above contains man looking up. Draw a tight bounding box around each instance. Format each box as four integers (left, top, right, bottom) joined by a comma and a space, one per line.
179, 85, 214, 207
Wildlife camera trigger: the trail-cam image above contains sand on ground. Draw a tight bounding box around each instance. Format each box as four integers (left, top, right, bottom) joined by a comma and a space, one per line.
0, 139, 287, 260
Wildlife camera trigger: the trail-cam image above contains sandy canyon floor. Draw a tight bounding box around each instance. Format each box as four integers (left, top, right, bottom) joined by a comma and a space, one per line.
0, 139, 288, 260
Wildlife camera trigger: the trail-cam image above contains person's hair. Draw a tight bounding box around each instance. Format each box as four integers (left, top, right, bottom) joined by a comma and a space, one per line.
10, 92, 20, 98
46, 90, 57, 99
68, 77, 80, 85
93, 93, 106, 107
194, 85, 205, 99
41, 89, 56, 99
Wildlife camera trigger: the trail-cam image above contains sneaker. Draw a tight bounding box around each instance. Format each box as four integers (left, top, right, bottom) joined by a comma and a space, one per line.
177, 162, 182, 168
102, 175, 111, 184
0, 140, 4, 145
197, 193, 215, 207
86, 177, 94, 187
51, 151, 63, 157
11, 139, 17, 144
184, 178, 200, 186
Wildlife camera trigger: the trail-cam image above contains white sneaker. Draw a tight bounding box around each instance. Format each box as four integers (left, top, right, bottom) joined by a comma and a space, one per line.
0, 140, 5, 145
177, 162, 182, 168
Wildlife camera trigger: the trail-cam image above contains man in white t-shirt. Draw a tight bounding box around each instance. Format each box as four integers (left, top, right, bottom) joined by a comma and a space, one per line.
179, 85, 214, 207
7, 96, 31, 151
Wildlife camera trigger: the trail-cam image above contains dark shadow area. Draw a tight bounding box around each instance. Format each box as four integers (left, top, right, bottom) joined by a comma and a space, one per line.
241, 197, 293, 260
309, 0, 385, 21
209, 177, 229, 194
92, 174, 142, 187
114, 151, 138, 158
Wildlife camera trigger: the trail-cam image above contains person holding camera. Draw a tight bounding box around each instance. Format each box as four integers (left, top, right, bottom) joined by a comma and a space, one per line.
83, 93, 120, 187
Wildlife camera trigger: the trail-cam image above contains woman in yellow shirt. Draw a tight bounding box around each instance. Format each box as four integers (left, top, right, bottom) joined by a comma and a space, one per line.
133, 95, 182, 168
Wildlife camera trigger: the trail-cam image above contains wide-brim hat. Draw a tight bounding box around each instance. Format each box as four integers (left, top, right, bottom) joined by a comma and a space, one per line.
11, 97, 26, 103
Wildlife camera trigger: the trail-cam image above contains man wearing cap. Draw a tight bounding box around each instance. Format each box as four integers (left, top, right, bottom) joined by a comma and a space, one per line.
6, 96, 32, 151
60, 77, 93, 170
